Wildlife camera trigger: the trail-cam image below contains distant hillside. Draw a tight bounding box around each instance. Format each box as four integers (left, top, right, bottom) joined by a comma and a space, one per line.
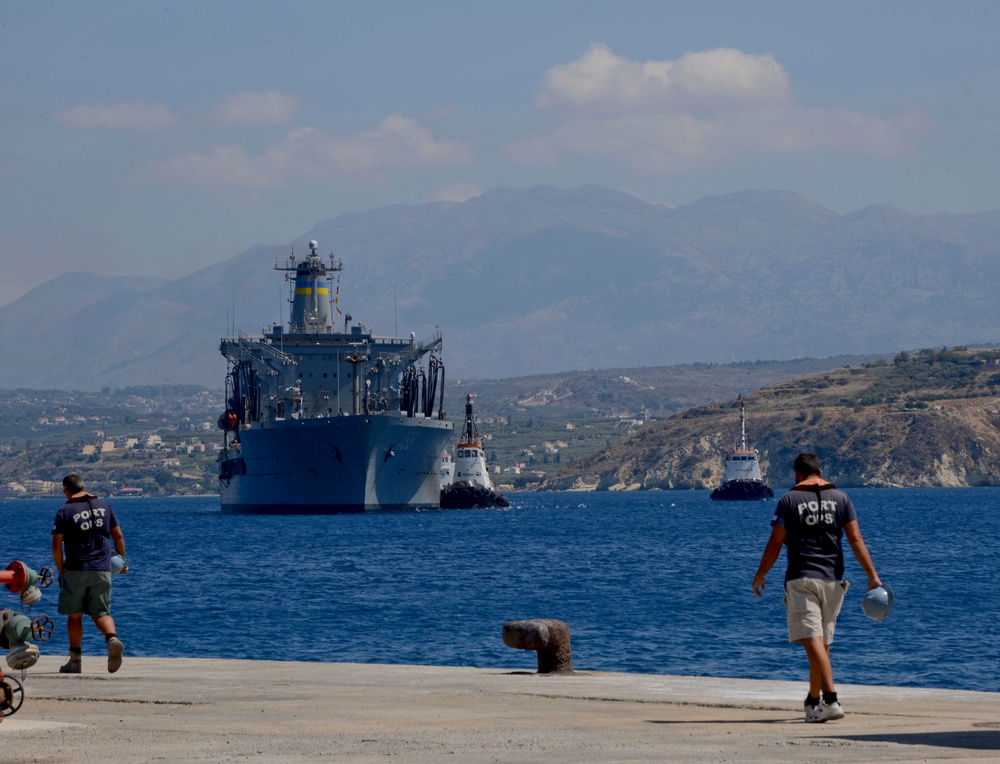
5, 184, 1000, 389
541, 347, 1000, 490
445, 353, 886, 421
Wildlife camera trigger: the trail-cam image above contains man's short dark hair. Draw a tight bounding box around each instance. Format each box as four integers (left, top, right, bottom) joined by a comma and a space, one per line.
62, 474, 86, 494
793, 453, 822, 478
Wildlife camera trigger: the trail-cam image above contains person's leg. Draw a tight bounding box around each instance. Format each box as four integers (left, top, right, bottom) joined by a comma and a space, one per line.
85, 573, 123, 673
802, 636, 834, 695
93, 613, 116, 637
789, 579, 846, 722
58, 570, 87, 673
66, 613, 84, 650
803, 634, 844, 722
786, 579, 825, 719
60, 613, 84, 673
91, 612, 123, 674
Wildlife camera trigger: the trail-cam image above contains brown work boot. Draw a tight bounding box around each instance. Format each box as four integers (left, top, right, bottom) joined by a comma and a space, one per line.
59, 655, 82, 674
107, 636, 123, 673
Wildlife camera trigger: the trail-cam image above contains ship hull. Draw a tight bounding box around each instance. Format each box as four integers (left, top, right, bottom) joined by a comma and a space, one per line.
439, 482, 510, 509
710, 480, 775, 502
219, 414, 453, 514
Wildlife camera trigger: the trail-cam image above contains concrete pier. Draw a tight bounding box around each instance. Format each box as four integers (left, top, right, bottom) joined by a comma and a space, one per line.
2, 656, 999, 762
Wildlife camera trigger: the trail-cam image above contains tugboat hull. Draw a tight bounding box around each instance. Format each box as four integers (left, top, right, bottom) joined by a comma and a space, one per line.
440, 482, 510, 509
710, 480, 774, 501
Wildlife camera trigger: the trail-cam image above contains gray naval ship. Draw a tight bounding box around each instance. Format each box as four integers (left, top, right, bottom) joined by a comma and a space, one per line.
217, 241, 453, 513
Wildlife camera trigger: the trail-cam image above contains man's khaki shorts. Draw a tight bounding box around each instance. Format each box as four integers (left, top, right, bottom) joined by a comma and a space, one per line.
784, 577, 849, 644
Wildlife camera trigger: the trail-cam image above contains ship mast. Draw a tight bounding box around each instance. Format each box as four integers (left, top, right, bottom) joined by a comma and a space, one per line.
738, 395, 748, 451
461, 395, 479, 445
274, 240, 343, 335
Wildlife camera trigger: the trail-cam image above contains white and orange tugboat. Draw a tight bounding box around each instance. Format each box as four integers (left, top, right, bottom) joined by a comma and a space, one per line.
709, 396, 774, 501
440, 395, 509, 509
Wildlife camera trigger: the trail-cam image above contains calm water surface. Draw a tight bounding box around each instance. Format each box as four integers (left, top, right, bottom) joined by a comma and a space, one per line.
3, 488, 997, 692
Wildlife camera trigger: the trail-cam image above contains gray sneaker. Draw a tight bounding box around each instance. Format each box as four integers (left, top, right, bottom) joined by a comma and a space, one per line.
809, 700, 845, 722
804, 702, 821, 722
107, 637, 123, 674
59, 656, 82, 674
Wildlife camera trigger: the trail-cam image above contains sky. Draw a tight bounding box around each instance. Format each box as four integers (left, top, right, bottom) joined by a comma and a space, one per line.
3, 1, 1000, 307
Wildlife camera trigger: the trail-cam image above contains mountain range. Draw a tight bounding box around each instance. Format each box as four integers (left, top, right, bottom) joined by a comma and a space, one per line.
4, 184, 1000, 390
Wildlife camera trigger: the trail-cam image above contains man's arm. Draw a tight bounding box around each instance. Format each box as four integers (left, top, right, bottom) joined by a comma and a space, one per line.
52, 533, 64, 575
844, 520, 882, 590
110, 526, 128, 573
753, 525, 786, 597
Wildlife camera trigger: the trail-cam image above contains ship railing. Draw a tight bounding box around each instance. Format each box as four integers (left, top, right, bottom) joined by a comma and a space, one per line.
417, 330, 443, 353
221, 334, 295, 376
356, 331, 441, 376
273, 254, 343, 272
392, 330, 443, 368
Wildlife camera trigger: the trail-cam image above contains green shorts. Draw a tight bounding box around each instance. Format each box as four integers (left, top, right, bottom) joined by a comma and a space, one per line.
58, 570, 113, 618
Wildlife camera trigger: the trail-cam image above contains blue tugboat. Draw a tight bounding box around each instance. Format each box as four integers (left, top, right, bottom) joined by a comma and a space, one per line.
710, 396, 774, 502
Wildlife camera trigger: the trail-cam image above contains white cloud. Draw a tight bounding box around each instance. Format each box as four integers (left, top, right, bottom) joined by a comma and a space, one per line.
147, 114, 473, 188
512, 44, 930, 173
536, 43, 791, 114
427, 182, 484, 202
53, 102, 177, 132
208, 91, 299, 126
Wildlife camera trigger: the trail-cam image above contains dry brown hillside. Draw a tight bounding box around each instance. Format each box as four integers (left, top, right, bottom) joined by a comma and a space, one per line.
541, 348, 1000, 490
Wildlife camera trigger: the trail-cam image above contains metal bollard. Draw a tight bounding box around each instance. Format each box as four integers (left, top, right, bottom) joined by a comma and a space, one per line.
502, 618, 572, 673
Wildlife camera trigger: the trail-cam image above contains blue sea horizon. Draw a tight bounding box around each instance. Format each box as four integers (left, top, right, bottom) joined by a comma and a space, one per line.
4, 488, 996, 693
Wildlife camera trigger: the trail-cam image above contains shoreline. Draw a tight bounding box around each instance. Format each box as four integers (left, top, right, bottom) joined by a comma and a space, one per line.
3, 656, 998, 762
8, 485, 1000, 503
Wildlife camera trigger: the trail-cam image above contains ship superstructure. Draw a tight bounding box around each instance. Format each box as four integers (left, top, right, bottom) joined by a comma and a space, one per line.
709, 396, 774, 502
439, 451, 455, 490
218, 240, 453, 513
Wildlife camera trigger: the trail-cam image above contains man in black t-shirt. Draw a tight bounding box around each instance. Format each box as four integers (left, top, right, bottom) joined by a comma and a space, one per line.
51, 473, 128, 674
752, 453, 882, 723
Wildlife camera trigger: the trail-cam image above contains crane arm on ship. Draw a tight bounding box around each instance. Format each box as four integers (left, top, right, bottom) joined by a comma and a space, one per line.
385, 330, 443, 371
220, 337, 295, 379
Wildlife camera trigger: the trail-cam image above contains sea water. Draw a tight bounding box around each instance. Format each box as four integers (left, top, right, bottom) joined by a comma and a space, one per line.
3, 488, 997, 692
